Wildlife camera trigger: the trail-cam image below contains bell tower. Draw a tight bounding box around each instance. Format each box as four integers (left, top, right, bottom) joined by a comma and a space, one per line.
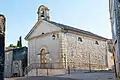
37, 5, 50, 21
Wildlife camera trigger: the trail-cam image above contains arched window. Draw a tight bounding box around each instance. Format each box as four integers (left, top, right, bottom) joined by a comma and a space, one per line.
95, 41, 99, 45
41, 11, 45, 17
52, 34, 55, 40
78, 37, 82, 42
42, 32, 44, 35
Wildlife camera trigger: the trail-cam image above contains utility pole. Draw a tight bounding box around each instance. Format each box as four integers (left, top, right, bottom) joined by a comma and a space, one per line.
0, 14, 6, 80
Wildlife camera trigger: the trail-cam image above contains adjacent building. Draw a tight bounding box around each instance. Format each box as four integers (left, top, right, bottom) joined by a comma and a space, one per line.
109, 0, 120, 77
4, 49, 13, 77
4, 47, 28, 77
24, 5, 114, 76
107, 39, 114, 69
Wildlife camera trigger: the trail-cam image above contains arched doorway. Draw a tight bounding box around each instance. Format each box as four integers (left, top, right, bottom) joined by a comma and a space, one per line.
40, 49, 46, 68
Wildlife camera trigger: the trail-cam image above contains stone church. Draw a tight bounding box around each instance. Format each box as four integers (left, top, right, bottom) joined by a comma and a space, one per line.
25, 5, 113, 72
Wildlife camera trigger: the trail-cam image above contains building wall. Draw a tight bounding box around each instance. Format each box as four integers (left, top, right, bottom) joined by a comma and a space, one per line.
109, 0, 120, 77
28, 34, 60, 65
28, 31, 109, 70
4, 47, 28, 77
107, 51, 114, 69
28, 21, 62, 66
27, 20, 110, 71
29, 20, 61, 39
61, 32, 108, 70
4, 51, 13, 77
26, 69, 66, 76
106, 40, 114, 70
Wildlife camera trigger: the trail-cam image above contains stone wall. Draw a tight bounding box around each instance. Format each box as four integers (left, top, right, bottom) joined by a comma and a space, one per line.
28, 32, 61, 66
4, 51, 13, 77
26, 69, 66, 76
61, 32, 107, 70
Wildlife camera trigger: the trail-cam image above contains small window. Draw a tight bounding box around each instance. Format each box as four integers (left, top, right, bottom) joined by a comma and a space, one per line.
78, 37, 82, 42
41, 11, 45, 17
95, 41, 99, 45
42, 32, 44, 35
52, 34, 55, 40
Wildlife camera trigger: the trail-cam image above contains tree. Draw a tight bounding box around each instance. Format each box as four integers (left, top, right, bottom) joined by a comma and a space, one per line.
9, 44, 18, 48
19, 36, 22, 47
17, 40, 20, 47
17, 36, 22, 48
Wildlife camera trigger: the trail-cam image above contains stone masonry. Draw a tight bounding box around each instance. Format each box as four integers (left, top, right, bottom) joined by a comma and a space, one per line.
60, 32, 107, 70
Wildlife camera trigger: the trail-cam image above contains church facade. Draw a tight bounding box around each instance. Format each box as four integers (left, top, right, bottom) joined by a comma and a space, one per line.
25, 5, 113, 71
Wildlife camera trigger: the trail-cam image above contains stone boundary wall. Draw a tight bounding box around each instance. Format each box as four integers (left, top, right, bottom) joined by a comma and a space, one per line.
26, 69, 66, 76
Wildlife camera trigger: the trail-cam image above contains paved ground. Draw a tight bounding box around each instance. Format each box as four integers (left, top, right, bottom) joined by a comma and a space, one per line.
57, 71, 116, 80
5, 76, 80, 80
5, 71, 117, 80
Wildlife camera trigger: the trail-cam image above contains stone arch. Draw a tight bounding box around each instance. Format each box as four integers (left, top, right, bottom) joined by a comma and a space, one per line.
39, 45, 49, 68
39, 45, 49, 54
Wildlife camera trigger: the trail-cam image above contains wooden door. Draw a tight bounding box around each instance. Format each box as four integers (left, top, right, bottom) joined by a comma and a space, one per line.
40, 49, 46, 68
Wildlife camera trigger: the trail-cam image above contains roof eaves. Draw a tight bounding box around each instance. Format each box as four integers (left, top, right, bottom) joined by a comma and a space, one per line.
24, 20, 42, 40
46, 20, 108, 40
45, 20, 65, 29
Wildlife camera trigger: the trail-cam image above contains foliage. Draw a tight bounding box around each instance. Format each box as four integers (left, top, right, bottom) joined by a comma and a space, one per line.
9, 44, 18, 48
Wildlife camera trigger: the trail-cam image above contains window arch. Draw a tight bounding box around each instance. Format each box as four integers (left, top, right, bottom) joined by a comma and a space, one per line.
52, 34, 55, 40
95, 41, 99, 45
78, 37, 82, 42
42, 32, 44, 35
